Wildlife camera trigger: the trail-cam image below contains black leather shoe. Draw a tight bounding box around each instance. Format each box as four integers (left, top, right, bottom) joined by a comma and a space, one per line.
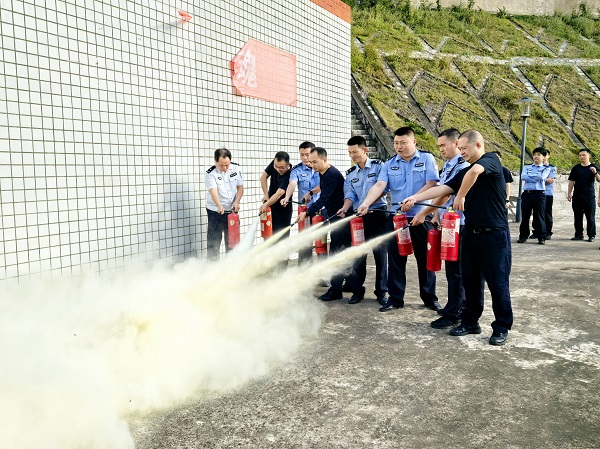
489, 331, 508, 346
426, 301, 441, 311
516, 238, 526, 243
571, 235, 584, 241
431, 316, 460, 329
588, 237, 596, 242
538, 239, 545, 245
379, 302, 404, 312
319, 290, 342, 301
545, 235, 551, 240
348, 292, 365, 304
528, 234, 535, 239
449, 323, 482, 336
376, 293, 388, 306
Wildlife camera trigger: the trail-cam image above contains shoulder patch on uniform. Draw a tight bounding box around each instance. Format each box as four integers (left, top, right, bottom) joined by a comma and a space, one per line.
231, 162, 239, 166
371, 159, 382, 164
457, 157, 465, 164
292, 162, 303, 170
346, 165, 357, 175
549, 164, 555, 167
418, 149, 431, 154
206, 165, 216, 173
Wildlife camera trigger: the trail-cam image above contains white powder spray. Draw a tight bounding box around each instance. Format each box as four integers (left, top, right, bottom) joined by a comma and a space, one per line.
0, 217, 392, 449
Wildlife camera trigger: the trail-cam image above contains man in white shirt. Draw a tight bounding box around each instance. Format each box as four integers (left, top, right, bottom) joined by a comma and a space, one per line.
205, 148, 244, 259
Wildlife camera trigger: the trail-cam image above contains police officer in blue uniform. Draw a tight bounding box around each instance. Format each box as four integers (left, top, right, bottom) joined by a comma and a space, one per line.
205, 148, 244, 260
531, 150, 557, 240
281, 141, 321, 264
337, 136, 388, 306
357, 126, 440, 312
297, 147, 360, 301
517, 148, 550, 245
411, 129, 469, 328
402, 129, 513, 346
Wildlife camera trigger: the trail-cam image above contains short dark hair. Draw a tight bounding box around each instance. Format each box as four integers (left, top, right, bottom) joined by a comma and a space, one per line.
347, 136, 367, 147
274, 151, 290, 163
214, 148, 232, 161
545, 150, 551, 155
438, 128, 460, 141
533, 147, 547, 156
311, 147, 327, 159
579, 148, 592, 155
299, 141, 315, 150
394, 126, 415, 138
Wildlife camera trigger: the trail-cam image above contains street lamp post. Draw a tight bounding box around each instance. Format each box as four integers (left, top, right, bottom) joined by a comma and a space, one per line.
514, 97, 533, 223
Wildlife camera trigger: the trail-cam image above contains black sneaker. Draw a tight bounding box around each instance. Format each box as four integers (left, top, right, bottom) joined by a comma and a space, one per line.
449, 323, 482, 336
571, 235, 584, 241
319, 290, 342, 301
431, 316, 460, 329
489, 331, 508, 346
538, 239, 545, 245
516, 238, 526, 243
376, 293, 388, 306
426, 300, 441, 311
545, 235, 552, 240
379, 301, 404, 312
348, 291, 365, 304
528, 234, 536, 239
588, 237, 596, 242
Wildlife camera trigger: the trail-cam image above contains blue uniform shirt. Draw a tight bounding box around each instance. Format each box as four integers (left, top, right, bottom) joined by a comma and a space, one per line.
378, 150, 440, 216
544, 164, 557, 196
344, 158, 387, 210
290, 162, 320, 205
521, 163, 550, 191
440, 154, 470, 225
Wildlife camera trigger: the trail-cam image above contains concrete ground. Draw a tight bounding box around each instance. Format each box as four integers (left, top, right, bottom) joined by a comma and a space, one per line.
131, 196, 600, 449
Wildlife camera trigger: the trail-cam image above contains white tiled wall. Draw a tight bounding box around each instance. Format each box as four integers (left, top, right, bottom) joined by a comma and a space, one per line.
0, 0, 351, 287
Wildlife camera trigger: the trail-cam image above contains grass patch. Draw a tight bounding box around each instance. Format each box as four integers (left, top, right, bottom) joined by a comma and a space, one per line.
411, 75, 488, 120
386, 53, 466, 87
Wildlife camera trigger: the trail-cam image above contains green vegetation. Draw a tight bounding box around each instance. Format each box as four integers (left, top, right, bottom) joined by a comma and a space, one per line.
349, 1, 600, 170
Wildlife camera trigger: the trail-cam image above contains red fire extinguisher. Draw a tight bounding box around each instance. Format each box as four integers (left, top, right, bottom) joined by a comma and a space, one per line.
441, 209, 461, 262
426, 225, 442, 271
350, 216, 365, 246
312, 212, 327, 255
227, 212, 240, 249
260, 207, 273, 239
393, 212, 413, 256
298, 204, 310, 232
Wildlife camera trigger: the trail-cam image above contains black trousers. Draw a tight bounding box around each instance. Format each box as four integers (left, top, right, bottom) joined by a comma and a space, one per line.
328, 216, 360, 293
461, 227, 513, 333
544, 195, 553, 237
271, 206, 293, 238
353, 210, 388, 297
206, 209, 230, 260
440, 224, 465, 319
519, 190, 546, 240
298, 210, 316, 265
572, 194, 596, 238
386, 216, 438, 306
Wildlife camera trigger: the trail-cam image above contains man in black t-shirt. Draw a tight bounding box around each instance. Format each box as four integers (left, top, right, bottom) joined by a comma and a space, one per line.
297, 147, 360, 301
402, 130, 512, 346
567, 148, 600, 242
260, 151, 293, 237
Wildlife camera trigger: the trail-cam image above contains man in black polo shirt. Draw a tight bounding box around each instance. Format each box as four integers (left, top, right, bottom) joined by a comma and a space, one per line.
297, 147, 360, 301
402, 130, 512, 346
567, 148, 600, 242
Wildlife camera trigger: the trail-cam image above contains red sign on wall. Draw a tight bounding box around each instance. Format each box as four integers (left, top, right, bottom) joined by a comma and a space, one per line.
231, 39, 297, 107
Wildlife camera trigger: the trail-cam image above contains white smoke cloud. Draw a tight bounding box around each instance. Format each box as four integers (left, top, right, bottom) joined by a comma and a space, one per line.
0, 217, 392, 448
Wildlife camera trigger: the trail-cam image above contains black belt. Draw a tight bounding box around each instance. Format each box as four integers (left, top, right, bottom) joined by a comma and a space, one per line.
523, 190, 544, 193
466, 227, 503, 234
